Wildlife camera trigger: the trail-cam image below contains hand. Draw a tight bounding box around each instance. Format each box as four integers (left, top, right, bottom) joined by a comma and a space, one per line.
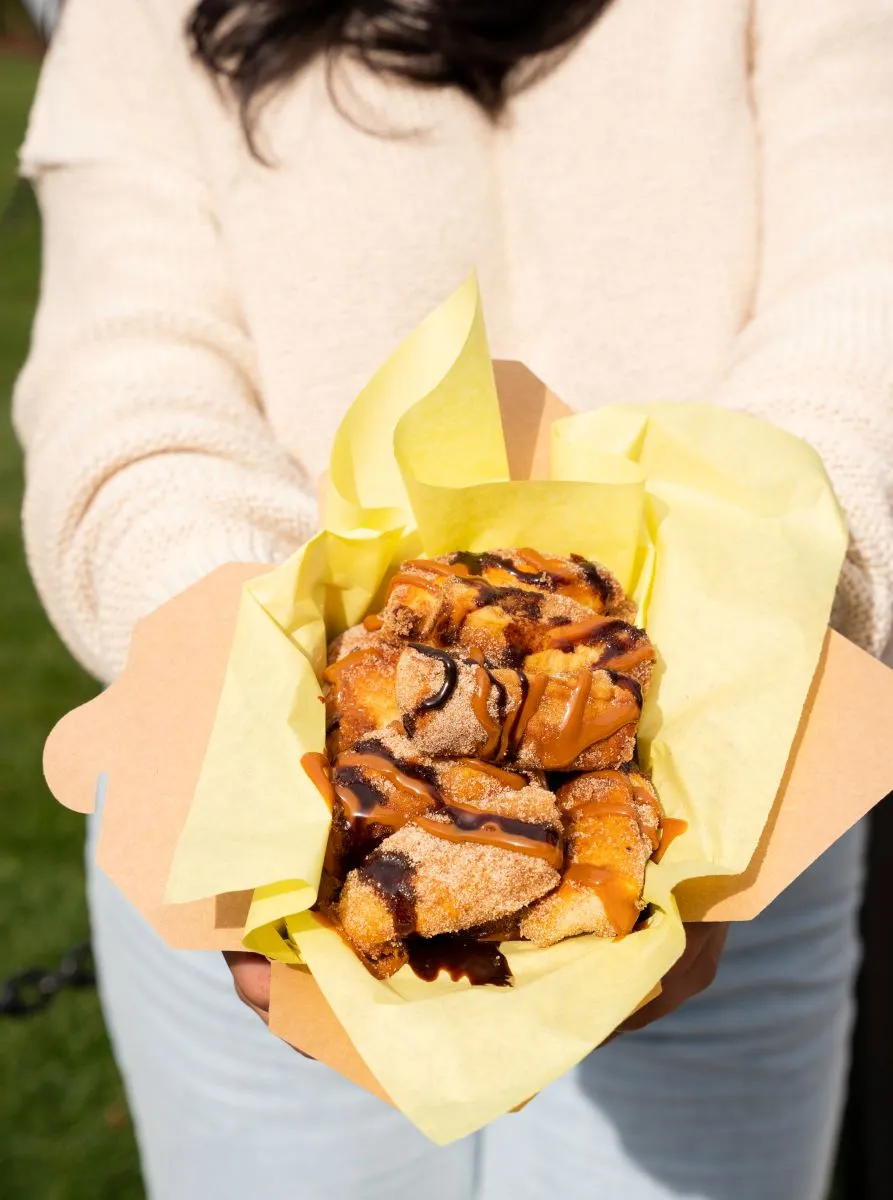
224, 950, 317, 1059
616, 921, 729, 1034
224, 924, 729, 1041
224, 950, 271, 1025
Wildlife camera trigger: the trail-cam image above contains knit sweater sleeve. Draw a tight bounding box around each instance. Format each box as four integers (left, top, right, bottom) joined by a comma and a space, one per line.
712, 0, 893, 655
13, 0, 316, 682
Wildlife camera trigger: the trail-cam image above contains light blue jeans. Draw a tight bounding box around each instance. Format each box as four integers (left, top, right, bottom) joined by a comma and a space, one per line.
86, 810, 864, 1200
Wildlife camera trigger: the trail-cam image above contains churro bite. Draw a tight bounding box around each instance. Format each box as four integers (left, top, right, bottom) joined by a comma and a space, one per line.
323, 628, 401, 755
393, 646, 643, 772
523, 616, 655, 691
521, 770, 662, 945
444, 549, 636, 618
511, 669, 643, 772
394, 644, 519, 758
303, 546, 666, 986
456, 591, 604, 668
338, 803, 562, 977
380, 550, 637, 654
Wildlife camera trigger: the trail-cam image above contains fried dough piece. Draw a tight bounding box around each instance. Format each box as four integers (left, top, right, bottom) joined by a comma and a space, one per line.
523, 618, 655, 692
394, 644, 509, 758
333, 728, 441, 816
336, 726, 544, 805
321, 727, 440, 889
379, 551, 637, 657
323, 627, 401, 756
321, 727, 546, 893
438, 549, 635, 618
434, 756, 547, 798
521, 770, 662, 945
394, 640, 642, 771
378, 566, 465, 642
456, 591, 610, 668
556, 767, 662, 849
512, 670, 643, 771
337, 787, 563, 976
378, 553, 648, 674
380, 570, 549, 652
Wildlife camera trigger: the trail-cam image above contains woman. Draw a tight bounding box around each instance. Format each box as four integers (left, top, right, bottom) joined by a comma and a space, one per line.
15, 1, 893, 1197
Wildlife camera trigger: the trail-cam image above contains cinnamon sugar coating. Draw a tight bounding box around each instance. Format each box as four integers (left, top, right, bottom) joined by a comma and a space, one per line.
521, 770, 663, 945
338, 824, 560, 975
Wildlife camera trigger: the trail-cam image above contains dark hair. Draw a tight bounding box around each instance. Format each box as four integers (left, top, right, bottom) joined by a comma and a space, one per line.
188, 1, 613, 145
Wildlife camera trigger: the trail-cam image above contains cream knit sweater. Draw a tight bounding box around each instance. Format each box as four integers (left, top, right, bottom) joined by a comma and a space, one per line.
14, 0, 893, 682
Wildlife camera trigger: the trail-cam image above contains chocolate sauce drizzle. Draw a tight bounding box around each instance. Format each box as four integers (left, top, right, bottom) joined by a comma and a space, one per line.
570, 553, 613, 606
407, 643, 459, 712
449, 549, 610, 609
451, 550, 547, 585
360, 851, 418, 937
354, 835, 515, 985
407, 934, 512, 987
401, 638, 643, 770
432, 803, 563, 867
314, 738, 565, 871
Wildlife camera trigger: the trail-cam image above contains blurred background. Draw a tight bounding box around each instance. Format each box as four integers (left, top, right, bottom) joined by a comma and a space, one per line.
0, 2, 888, 1197
0, 2, 142, 1195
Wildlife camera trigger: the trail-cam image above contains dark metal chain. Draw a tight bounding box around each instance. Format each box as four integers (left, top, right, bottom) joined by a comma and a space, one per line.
0, 942, 95, 1017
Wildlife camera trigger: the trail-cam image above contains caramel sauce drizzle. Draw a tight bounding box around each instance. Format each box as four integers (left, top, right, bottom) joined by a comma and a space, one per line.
602, 645, 654, 673
545, 672, 640, 769
335, 787, 407, 832
470, 664, 505, 758
507, 672, 549, 755
402, 558, 460, 577
514, 547, 578, 583
546, 616, 655, 673
302, 752, 341, 877
564, 864, 642, 935
387, 571, 443, 596
321, 646, 377, 684
301, 751, 336, 812
303, 747, 563, 868
568, 770, 661, 853
335, 751, 441, 804
545, 615, 616, 644
415, 804, 563, 869
573, 801, 646, 822
652, 816, 689, 864
458, 760, 527, 790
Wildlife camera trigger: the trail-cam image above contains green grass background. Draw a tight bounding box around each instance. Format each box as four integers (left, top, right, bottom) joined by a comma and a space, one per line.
0, 21, 849, 1200
0, 45, 144, 1200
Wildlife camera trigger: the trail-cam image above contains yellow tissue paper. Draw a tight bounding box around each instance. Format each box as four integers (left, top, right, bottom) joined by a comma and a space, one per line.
166, 274, 847, 1142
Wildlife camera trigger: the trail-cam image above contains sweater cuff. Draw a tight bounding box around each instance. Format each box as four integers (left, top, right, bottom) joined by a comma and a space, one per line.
95, 521, 312, 682
141, 525, 294, 613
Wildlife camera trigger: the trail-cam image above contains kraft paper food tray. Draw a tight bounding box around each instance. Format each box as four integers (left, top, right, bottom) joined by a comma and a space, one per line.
44, 358, 893, 1103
